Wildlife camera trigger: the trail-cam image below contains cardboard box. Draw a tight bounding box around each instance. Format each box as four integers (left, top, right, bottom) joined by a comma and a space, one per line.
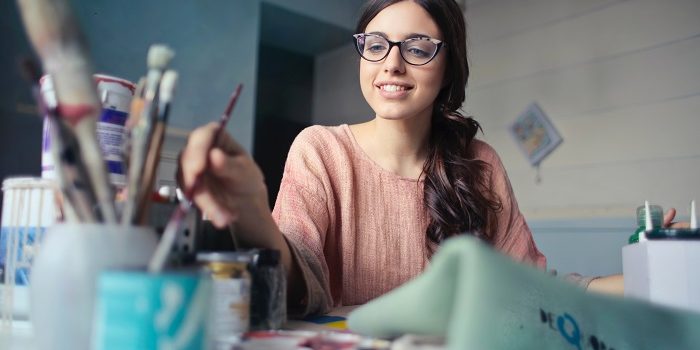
622, 241, 700, 312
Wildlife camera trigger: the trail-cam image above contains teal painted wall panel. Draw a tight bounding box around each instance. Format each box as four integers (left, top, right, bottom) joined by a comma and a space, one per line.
72, 0, 260, 151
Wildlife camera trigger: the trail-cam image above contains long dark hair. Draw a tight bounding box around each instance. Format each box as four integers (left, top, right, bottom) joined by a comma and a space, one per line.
356, 0, 502, 247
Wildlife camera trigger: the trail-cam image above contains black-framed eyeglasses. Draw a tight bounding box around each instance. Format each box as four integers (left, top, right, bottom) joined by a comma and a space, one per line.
353, 33, 446, 66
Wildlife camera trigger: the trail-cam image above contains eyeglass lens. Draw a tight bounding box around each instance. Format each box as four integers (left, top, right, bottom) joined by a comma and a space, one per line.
356, 34, 440, 65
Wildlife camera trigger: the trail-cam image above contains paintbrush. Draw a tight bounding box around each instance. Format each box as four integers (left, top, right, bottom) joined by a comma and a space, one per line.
640, 200, 652, 242
121, 77, 146, 189
136, 70, 179, 224
122, 44, 175, 225
148, 84, 243, 273
125, 77, 146, 131
19, 58, 99, 222
17, 0, 117, 223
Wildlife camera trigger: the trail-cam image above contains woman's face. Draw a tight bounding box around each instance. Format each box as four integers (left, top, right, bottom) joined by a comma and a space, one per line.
359, 0, 447, 123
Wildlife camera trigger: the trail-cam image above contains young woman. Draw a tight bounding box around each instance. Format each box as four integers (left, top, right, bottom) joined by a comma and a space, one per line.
180, 0, 680, 316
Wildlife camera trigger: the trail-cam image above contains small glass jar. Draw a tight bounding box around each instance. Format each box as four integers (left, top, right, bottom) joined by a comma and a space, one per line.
248, 249, 287, 330
629, 204, 663, 244
197, 252, 252, 346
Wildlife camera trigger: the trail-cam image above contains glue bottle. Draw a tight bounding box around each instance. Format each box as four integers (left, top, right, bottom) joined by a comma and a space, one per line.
629, 204, 663, 244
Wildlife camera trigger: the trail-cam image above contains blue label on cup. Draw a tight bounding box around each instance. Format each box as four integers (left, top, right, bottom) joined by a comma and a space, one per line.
0, 226, 46, 285
94, 271, 211, 350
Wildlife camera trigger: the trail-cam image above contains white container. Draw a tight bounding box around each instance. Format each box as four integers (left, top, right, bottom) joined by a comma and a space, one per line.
622, 240, 700, 312
30, 223, 157, 350
197, 252, 251, 346
0, 177, 57, 324
40, 74, 135, 187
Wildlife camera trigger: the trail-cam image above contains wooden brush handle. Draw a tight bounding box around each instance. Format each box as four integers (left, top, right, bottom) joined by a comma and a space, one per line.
17, 0, 116, 222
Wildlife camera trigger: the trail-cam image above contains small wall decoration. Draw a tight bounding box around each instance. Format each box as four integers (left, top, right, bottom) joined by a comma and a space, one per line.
509, 103, 562, 182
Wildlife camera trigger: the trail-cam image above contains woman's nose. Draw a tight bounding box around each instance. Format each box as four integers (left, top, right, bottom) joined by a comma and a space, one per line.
383, 46, 406, 74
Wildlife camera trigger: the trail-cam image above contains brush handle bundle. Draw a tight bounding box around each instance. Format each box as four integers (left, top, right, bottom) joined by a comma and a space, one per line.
17, 0, 179, 226
17, 0, 116, 222
122, 48, 175, 225
17, 0, 242, 274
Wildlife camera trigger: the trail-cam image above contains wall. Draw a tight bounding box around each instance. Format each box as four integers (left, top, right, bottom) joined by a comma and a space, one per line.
0, 0, 43, 204
0, 0, 357, 212
466, 0, 700, 219
254, 45, 314, 206
71, 0, 260, 152
466, 0, 700, 274
264, 0, 363, 31
0, 0, 261, 209
312, 44, 374, 125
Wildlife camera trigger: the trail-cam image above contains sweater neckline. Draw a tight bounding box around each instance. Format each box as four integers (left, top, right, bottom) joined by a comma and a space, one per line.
340, 124, 424, 183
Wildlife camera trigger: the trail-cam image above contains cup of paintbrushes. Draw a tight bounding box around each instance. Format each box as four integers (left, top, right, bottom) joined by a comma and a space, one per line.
93, 269, 211, 350
30, 223, 158, 350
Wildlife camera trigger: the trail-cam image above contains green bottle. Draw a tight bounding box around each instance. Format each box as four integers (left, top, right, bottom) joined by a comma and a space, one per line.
629, 204, 663, 244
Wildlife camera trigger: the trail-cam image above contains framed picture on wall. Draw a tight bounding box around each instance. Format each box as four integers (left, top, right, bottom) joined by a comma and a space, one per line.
509, 102, 563, 166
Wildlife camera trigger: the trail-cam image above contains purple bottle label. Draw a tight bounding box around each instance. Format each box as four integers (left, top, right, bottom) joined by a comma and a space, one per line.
41, 118, 54, 178
97, 108, 128, 185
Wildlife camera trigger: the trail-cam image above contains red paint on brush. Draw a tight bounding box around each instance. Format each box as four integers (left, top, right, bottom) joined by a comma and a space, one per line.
56, 104, 98, 126
183, 84, 243, 200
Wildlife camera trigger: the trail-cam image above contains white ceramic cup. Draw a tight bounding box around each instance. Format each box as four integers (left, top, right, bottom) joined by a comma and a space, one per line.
30, 223, 158, 350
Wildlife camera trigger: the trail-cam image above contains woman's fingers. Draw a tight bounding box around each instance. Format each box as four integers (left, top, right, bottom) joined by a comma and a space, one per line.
663, 208, 677, 227
194, 192, 232, 227
209, 148, 267, 195
209, 148, 239, 181
181, 123, 217, 190
186, 149, 263, 228
180, 123, 244, 190
191, 174, 240, 228
662, 208, 691, 228
179, 123, 267, 229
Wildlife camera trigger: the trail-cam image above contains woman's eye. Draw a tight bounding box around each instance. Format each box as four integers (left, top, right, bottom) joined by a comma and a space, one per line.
367, 44, 387, 53
406, 47, 430, 58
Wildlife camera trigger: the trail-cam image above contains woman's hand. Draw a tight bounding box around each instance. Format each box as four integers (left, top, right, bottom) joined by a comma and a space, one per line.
179, 123, 301, 292
587, 274, 624, 295
663, 208, 691, 229
179, 122, 269, 228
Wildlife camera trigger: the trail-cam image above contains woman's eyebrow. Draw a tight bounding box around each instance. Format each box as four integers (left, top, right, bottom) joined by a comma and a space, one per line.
405, 32, 432, 39
367, 31, 387, 37
366, 31, 435, 40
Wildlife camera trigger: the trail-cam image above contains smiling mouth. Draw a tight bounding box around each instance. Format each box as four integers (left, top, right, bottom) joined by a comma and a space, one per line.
377, 84, 414, 92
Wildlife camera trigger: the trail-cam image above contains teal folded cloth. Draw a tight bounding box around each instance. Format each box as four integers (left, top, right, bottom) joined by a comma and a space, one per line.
348, 236, 700, 349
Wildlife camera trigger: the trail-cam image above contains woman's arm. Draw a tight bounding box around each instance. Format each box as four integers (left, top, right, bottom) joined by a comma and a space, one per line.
179, 123, 304, 299
586, 208, 690, 296
587, 275, 624, 295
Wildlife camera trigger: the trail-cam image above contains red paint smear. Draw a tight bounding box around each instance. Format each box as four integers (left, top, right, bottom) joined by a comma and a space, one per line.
56, 104, 97, 126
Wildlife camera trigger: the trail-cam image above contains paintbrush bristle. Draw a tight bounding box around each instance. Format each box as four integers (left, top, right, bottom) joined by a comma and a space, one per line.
159, 70, 178, 104
147, 44, 174, 70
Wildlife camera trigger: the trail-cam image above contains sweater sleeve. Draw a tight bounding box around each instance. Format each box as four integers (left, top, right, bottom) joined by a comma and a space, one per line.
477, 142, 598, 289
477, 141, 547, 269
272, 128, 334, 317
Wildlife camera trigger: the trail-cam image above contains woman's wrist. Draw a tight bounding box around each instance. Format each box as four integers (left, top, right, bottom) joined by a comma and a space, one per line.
587, 274, 624, 295
233, 196, 278, 247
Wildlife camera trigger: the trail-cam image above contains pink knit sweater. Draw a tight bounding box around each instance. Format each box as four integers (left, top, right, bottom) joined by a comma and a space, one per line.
272, 124, 547, 316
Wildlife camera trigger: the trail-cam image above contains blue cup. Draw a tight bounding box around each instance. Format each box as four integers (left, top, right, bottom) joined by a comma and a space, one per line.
93, 270, 211, 350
